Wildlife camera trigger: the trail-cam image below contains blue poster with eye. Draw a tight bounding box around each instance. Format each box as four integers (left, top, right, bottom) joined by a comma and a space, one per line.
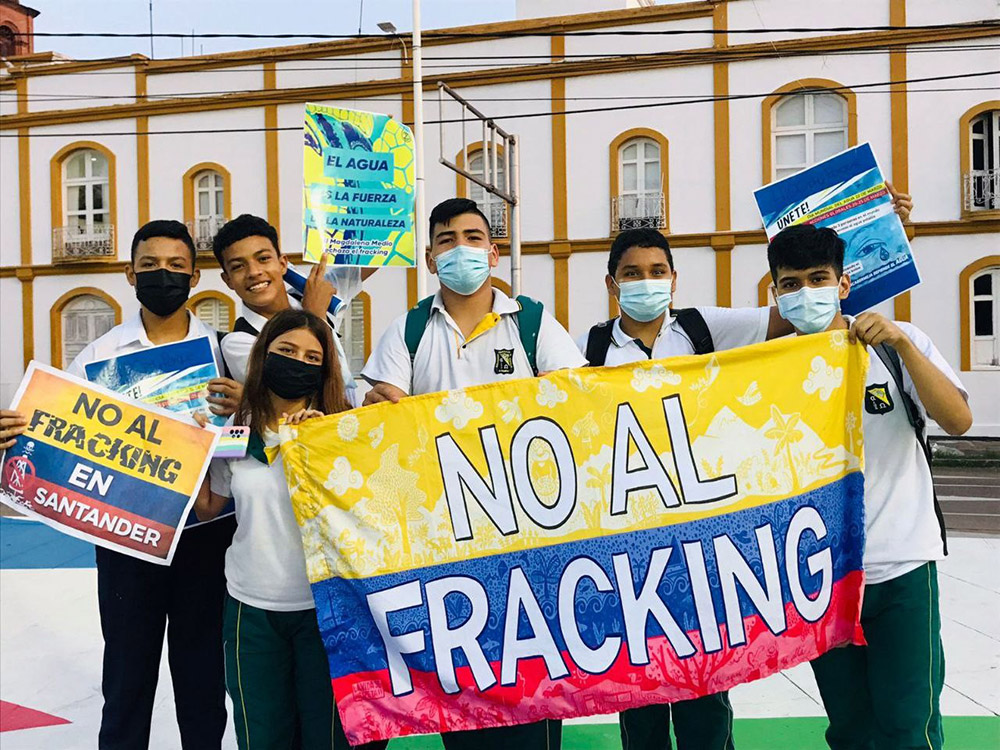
754, 143, 920, 315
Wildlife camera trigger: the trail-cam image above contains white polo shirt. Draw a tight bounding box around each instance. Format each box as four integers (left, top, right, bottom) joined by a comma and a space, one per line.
854, 320, 967, 585
575, 306, 771, 364
221, 267, 360, 400
67, 310, 232, 527
210, 431, 314, 611
362, 289, 587, 395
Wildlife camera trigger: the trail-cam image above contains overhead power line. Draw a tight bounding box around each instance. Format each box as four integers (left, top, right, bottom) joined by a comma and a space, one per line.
1, 70, 995, 139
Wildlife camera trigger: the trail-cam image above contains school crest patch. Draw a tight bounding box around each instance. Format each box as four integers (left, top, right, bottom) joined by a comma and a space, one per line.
865, 382, 894, 415
494, 348, 515, 375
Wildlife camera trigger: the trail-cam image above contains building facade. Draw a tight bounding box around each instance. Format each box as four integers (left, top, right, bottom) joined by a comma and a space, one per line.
1, 0, 998, 431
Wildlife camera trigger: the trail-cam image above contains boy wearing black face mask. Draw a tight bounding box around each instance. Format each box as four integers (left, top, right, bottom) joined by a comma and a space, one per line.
55, 221, 239, 749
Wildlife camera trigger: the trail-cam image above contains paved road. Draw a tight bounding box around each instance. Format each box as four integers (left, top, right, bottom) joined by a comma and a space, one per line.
934, 465, 1000, 535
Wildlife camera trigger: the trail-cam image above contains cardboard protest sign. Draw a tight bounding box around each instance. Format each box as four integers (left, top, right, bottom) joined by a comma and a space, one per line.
0, 363, 218, 564
278, 332, 869, 743
754, 142, 920, 314
302, 104, 416, 267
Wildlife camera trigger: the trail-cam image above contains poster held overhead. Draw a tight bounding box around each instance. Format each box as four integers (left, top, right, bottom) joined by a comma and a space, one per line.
754, 143, 919, 315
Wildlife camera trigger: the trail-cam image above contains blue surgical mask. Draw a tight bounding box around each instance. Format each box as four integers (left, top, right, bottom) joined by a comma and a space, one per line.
434, 245, 491, 296
777, 285, 841, 334
615, 279, 672, 322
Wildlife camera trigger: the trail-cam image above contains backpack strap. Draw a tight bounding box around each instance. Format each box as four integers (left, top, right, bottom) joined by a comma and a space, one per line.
585, 321, 616, 367
672, 308, 715, 355
513, 295, 544, 376
404, 296, 435, 365
232, 316, 259, 336
872, 343, 948, 555
215, 330, 232, 379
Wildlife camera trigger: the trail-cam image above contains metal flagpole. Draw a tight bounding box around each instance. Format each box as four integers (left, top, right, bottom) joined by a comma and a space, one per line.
412, 0, 428, 299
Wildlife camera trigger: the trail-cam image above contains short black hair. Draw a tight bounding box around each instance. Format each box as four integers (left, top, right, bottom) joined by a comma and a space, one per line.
608, 228, 674, 277
130, 219, 196, 264
212, 214, 280, 268
767, 224, 845, 281
429, 198, 492, 241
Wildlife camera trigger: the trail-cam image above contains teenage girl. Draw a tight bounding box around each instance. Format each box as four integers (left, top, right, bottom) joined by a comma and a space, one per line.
195, 309, 386, 749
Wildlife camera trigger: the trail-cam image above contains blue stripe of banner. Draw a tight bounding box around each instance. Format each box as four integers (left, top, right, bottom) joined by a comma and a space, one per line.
8, 438, 192, 527
313, 472, 864, 679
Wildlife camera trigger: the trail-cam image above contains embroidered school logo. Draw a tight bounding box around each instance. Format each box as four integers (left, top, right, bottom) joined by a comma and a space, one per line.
494, 348, 515, 375
865, 382, 894, 415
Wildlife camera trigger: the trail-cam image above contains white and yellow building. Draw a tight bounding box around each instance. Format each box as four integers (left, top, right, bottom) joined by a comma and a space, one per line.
1, 0, 998, 432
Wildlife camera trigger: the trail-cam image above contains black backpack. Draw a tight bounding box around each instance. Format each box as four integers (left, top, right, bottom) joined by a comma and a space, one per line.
585, 308, 714, 366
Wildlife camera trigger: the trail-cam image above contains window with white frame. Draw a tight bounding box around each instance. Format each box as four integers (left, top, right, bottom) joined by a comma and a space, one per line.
194, 170, 226, 239
468, 150, 507, 237
971, 266, 1000, 369
62, 295, 116, 367
616, 137, 664, 229
194, 297, 230, 332
64, 149, 110, 236
772, 92, 848, 180
967, 110, 999, 211
340, 296, 367, 377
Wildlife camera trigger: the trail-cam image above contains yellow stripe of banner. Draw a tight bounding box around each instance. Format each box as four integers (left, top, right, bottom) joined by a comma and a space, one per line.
281, 332, 868, 581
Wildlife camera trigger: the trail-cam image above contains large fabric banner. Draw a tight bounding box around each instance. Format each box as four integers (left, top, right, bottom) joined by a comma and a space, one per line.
0, 363, 218, 564
279, 333, 869, 744
302, 104, 415, 267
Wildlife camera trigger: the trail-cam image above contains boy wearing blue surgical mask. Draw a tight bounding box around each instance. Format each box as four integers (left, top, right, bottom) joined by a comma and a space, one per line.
768, 223, 971, 750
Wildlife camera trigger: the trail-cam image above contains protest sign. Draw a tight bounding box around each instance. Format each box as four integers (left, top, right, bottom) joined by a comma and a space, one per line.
84, 336, 224, 426
302, 104, 415, 267
0, 363, 218, 564
278, 332, 869, 744
754, 142, 919, 314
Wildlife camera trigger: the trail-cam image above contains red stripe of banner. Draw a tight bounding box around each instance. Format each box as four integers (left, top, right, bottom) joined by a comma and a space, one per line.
333, 571, 864, 745
24, 476, 175, 559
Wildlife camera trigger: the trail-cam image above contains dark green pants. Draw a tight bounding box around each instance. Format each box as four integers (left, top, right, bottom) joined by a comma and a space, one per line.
811, 562, 944, 750
223, 595, 387, 750
441, 719, 561, 750
619, 692, 735, 750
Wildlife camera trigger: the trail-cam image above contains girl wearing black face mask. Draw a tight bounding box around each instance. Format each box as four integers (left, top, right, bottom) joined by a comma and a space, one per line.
195, 310, 383, 750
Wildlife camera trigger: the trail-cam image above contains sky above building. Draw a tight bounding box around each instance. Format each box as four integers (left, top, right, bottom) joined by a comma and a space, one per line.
27, 0, 518, 60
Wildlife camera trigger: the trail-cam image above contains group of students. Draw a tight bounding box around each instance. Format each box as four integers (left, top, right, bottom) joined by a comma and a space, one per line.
0, 186, 973, 750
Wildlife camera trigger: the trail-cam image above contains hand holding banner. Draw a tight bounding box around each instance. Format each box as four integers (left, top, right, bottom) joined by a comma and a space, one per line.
279, 332, 870, 744
0, 363, 219, 565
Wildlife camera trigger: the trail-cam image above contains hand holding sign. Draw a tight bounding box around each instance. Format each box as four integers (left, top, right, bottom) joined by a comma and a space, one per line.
0, 409, 27, 450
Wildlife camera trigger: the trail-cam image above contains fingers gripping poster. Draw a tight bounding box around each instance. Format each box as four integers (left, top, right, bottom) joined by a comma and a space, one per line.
302, 104, 416, 267
279, 333, 869, 744
0, 363, 218, 565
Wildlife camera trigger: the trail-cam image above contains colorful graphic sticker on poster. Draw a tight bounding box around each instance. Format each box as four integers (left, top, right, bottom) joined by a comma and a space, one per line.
0, 363, 218, 565
84, 336, 224, 426
302, 104, 415, 267
754, 142, 919, 315
278, 333, 869, 744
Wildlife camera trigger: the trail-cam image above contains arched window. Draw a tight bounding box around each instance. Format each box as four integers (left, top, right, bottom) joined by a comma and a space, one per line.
468, 150, 508, 238
965, 109, 999, 212
61, 295, 117, 367
0, 26, 18, 58
190, 294, 233, 332
771, 92, 848, 180
51, 142, 117, 262
340, 292, 371, 377
970, 266, 1000, 369
183, 163, 231, 253
609, 128, 669, 233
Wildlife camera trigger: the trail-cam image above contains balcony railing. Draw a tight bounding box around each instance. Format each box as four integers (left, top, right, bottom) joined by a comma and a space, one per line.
476, 201, 508, 239
187, 217, 228, 254
52, 225, 115, 263
963, 169, 999, 212
611, 192, 667, 231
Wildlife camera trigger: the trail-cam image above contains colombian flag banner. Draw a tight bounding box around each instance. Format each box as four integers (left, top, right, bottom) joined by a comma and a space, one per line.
0, 362, 218, 565
279, 332, 869, 744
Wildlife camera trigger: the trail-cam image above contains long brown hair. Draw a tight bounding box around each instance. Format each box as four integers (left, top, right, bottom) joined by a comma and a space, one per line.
235, 309, 350, 435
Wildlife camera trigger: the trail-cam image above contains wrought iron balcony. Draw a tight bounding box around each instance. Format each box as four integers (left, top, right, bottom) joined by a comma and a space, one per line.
187, 217, 228, 254
611, 192, 667, 232
476, 201, 508, 239
963, 169, 999, 212
52, 225, 115, 263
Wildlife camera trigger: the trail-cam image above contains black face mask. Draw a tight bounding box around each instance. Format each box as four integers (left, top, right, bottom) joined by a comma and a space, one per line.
134, 269, 192, 317
263, 352, 323, 400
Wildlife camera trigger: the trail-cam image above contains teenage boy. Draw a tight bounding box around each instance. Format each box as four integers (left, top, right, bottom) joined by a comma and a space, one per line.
1, 220, 241, 749
362, 197, 586, 749
767, 223, 971, 750
212, 213, 373, 398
